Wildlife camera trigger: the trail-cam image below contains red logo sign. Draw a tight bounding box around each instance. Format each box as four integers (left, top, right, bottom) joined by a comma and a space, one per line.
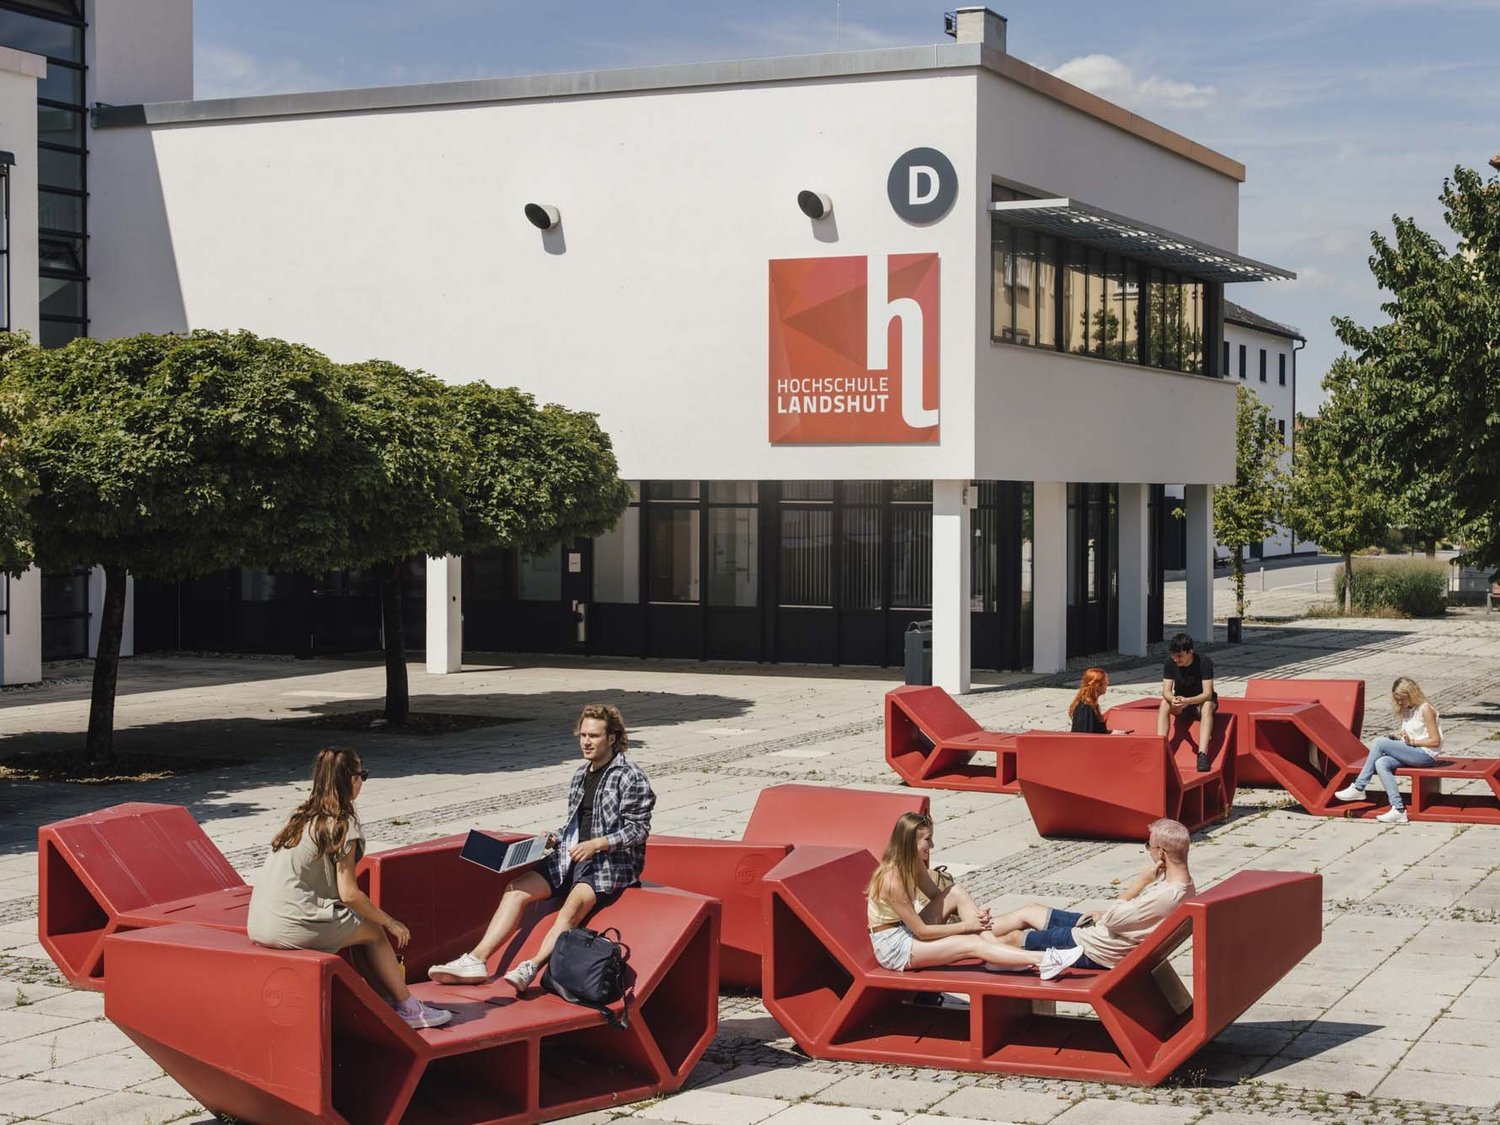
768, 253, 940, 445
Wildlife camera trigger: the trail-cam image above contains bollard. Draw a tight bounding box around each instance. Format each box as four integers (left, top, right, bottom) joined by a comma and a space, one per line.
1260, 565, 1266, 592
1314, 568, 1320, 593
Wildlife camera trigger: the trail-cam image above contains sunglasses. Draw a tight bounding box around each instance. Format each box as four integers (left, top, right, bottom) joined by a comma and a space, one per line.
354, 769, 370, 782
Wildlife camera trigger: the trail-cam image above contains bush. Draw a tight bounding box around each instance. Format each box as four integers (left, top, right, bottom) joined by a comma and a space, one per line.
1333, 558, 1448, 617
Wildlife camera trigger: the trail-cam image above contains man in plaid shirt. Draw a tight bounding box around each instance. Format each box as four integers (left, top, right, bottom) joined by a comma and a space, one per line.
429, 703, 656, 992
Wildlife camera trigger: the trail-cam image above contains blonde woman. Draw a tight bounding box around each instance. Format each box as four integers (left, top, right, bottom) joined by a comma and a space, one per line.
867, 813, 1076, 979
1333, 677, 1443, 824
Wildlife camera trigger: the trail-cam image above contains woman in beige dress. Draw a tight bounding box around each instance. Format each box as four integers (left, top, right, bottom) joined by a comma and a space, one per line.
247, 746, 450, 1029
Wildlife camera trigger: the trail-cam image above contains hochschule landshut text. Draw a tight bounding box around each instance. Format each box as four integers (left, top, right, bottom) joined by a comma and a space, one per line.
774, 375, 891, 414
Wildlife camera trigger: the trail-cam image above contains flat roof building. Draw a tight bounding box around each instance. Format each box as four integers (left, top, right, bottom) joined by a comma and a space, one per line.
3, 5, 1291, 689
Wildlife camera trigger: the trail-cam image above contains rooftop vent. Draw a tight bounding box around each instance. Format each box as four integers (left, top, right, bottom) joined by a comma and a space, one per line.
944, 7, 1007, 52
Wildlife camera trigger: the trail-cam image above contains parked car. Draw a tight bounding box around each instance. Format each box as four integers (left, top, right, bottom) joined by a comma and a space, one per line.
1213, 545, 1232, 569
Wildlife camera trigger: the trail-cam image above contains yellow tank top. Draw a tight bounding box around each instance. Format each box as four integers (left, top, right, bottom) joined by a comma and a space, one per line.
867, 886, 929, 930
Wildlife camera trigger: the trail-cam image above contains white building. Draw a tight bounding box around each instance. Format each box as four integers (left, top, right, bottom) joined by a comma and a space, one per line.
4, 4, 1292, 690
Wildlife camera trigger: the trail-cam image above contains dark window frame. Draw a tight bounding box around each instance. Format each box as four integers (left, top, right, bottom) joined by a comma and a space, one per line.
1259, 348, 1268, 382
1238, 344, 1247, 379
1278, 353, 1287, 386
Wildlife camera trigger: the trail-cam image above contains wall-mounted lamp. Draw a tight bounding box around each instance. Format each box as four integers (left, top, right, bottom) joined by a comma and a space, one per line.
797, 190, 833, 220
524, 203, 561, 230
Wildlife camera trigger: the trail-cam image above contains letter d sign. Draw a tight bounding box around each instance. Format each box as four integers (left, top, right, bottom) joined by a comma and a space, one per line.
888, 147, 957, 223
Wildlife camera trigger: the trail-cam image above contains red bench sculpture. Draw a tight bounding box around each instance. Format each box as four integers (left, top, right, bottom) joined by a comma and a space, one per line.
644, 784, 928, 990
38, 802, 250, 989
1013, 715, 1237, 840
886, 686, 1021, 793
761, 844, 1320, 1085
103, 878, 718, 1125
1250, 702, 1500, 824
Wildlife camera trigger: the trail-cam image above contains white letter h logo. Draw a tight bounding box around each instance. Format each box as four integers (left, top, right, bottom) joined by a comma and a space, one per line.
867, 255, 938, 429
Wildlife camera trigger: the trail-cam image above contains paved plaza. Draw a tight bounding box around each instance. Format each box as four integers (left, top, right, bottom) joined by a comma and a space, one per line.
2, 608, 1500, 1124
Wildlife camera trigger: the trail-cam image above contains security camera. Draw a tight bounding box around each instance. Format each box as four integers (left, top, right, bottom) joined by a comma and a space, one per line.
797, 190, 833, 220
525, 203, 561, 230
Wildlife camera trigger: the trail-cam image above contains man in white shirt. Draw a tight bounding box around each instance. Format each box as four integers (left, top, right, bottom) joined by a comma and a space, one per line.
989, 818, 1195, 979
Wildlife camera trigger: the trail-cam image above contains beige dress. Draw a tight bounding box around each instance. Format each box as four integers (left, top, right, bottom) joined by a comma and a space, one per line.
247, 818, 365, 952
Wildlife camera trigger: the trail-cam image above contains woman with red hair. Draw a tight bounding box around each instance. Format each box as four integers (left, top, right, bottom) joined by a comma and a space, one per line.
1068, 667, 1119, 735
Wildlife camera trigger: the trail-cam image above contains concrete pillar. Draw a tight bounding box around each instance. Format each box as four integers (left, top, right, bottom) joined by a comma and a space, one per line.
1, 568, 43, 685
1117, 483, 1150, 656
425, 555, 463, 674
1032, 480, 1068, 674
1185, 484, 1214, 643
931, 479, 972, 694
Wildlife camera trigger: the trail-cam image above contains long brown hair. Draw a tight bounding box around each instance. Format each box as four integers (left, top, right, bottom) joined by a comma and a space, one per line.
1068, 667, 1108, 720
271, 747, 364, 859
866, 812, 933, 909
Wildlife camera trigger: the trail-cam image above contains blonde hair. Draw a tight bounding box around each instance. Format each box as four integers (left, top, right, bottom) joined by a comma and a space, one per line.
866, 812, 933, 911
1147, 818, 1191, 863
1390, 677, 1430, 715
575, 703, 629, 752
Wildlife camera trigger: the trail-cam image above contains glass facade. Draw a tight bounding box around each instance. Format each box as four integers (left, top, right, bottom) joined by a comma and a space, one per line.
993, 186, 1217, 377
0, 1, 87, 346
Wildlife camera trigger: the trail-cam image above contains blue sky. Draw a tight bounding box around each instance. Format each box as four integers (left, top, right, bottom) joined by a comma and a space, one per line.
194, 1, 1500, 409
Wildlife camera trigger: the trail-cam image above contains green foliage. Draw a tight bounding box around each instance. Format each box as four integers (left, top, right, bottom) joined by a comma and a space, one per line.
0, 378, 35, 577
1332, 558, 1448, 617
449, 382, 632, 554
1331, 164, 1500, 568
1214, 385, 1286, 616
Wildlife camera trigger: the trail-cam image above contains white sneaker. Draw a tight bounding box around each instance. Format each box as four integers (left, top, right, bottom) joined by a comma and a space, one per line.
1333, 785, 1366, 802
1039, 945, 1086, 981
503, 959, 538, 992
394, 999, 453, 1029
1376, 808, 1408, 824
427, 952, 489, 985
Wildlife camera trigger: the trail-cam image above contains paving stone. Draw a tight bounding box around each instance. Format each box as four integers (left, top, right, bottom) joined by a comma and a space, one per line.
633, 1088, 790, 1124
0, 1077, 101, 1117
1049, 1099, 1200, 1124
36, 1088, 202, 1124
813, 1076, 949, 1113
925, 1086, 1075, 1122
755, 1104, 908, 1124
701, 1066, 845, 1100
0, 1011, 89, 1044
1370, 1068, 1500, 1108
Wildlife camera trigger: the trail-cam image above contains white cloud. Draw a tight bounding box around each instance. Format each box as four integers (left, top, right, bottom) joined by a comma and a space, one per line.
1050, 54, 1217, 113
195, 43, 332, 99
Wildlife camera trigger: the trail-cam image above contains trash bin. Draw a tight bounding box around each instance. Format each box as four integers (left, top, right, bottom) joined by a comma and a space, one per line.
904, 620, 933, 686
1226, 616, 1243, 644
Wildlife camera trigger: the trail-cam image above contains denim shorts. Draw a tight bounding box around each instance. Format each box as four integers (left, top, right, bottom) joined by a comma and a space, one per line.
870, 924, 914, 971
1021, 909, 1104, 969
544, 858, 623, 910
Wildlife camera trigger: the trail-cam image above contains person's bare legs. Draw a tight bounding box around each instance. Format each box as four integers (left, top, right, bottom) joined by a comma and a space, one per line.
906, 934, 1041, 970
530, 882, 598, 971
925, 883, 983, 928
346, 919, 410, 1004
471, 871, 552, 962
1157, 697, 1173, 738
988, 902, 1052, 938
1199, 699, 1216, 759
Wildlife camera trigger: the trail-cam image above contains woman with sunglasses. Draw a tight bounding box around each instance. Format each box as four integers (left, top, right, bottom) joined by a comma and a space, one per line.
248, 747, 450, 1028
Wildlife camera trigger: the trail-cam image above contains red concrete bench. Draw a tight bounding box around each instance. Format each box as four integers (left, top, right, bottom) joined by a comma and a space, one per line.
761, 845, 1320, 1085
644, 784, 928, 990
1013, 719, 1236, 840
1250, 702, 1500, 824
38, 802, 249, 989
886, 685, 1021, 793
104, 873, 718, 1125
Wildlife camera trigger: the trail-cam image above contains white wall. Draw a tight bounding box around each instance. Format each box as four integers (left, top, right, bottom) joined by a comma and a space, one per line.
1, 47, 43, 685
85, 0, 192, 105
1223, 320, 1301, 555
91, 72, 982, 482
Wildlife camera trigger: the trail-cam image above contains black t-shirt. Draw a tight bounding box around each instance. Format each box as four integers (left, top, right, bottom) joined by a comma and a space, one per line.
1071, 705, 1108, 734
577, 764, 607, 840
1163, 653, 1215, 699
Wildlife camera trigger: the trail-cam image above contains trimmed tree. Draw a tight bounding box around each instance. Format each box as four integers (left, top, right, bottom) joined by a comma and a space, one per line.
0, 368, 34, 577
1285, 376, 1390, 614
1332, 163, 1500, 568
1, 330, 357, 763
1213, 385, 1287, 619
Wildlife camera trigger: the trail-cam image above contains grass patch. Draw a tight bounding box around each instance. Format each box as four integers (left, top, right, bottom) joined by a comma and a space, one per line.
290, 710, 525, 736
0, 750, 245, 784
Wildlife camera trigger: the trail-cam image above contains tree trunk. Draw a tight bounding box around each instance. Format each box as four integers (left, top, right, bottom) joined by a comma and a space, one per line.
84, 564, 128, 765
1231, 551, 1246, 618
1342, 553, 1355, 615
1425, 539, 1437, 559
378, 560, 409, 725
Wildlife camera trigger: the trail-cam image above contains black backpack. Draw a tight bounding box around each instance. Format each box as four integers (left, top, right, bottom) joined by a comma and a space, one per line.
541, 926, 631, 1029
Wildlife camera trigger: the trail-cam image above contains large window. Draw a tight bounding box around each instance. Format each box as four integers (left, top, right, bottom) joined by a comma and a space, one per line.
647, 481, 699, 603
707, 481, 757, 607
890, 481, 932, 608
992, 185, 1218, 377
594, 484, 640, 603
841, 481, 882, 610
0, 1, 87, 346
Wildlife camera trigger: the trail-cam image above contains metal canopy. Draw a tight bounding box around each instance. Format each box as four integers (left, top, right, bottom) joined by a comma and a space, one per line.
990, 198, 1294, 283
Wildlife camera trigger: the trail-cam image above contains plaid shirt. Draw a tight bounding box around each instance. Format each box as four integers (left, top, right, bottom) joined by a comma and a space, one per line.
541, 752, 655, 896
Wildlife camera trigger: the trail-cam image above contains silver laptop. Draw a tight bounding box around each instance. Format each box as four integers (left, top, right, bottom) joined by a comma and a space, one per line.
459, 830, 550, 874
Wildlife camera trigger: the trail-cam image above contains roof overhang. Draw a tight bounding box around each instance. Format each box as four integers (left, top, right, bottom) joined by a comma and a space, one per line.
990, 198, 1294, 283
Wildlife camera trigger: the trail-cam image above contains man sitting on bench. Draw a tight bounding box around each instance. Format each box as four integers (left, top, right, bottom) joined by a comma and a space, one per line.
1160, 632, 1216, 772
428, 703, 655, 991
989, 818, 1195, 974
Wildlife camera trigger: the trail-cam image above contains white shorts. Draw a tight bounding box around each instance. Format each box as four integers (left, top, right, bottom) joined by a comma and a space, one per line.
870, 923, 914, 971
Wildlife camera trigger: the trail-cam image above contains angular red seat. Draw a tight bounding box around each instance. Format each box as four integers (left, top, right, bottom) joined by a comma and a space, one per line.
761, 845, 1320, 1085
644, 784, 928, 990
37, 802, 247, 989
103, 876, 719, 1125
885, 685, 1021, 793
1013, 719, 1236, 840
